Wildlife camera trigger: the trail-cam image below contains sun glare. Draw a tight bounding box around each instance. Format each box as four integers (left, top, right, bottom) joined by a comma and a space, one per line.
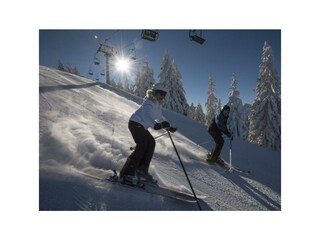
115, 57, 130, 73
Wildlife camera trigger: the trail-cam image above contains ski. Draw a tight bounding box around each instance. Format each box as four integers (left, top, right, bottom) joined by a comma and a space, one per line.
107, 171, 203, 203
222, 161, 251, 174
206, 154, 250, 175
75, 169, 203, 203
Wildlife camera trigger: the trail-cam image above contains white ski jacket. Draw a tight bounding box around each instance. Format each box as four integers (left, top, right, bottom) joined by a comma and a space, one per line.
130, 96, 165, 130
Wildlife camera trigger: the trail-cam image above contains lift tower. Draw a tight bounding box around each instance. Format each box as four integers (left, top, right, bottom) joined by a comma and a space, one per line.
96, 39, 116, 84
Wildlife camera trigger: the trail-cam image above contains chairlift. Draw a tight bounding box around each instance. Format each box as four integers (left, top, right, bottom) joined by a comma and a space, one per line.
189, 30, 206, 45
94, 57, 100, 65
141, 30, 159, 42
95, 75, 99, 81
88, 70, 93, 76
128, 48, 136, 60
100, 70, 105, 76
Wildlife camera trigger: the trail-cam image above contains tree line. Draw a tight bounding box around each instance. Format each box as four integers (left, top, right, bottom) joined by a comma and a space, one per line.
57, 42, 280, 151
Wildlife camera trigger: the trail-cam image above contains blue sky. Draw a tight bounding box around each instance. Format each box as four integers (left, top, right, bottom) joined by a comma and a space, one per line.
39, 30, 281, 106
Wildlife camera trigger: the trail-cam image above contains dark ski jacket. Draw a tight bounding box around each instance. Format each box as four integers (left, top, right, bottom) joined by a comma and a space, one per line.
208, 112, 230, 136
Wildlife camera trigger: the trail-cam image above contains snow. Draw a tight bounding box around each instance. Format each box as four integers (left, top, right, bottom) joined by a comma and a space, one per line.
39, 65, 280, 211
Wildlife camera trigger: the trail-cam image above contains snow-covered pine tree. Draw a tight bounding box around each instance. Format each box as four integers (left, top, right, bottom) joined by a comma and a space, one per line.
188, 102, 196, 119
226, 73, 248, 139
63, 64, 80, 75
194, 103, 206, 124
248, 41, 281, 150
122, 78, 133, 94
242, 103, 251, 139
159, 50, 188, 115
205, 73, 220, 126
134, 59, 155, 97
116, 80, 124, 90
57, 60, 65, 71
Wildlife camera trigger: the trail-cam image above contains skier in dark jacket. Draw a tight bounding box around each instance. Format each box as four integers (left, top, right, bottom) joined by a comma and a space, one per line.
207, 105, 233, 166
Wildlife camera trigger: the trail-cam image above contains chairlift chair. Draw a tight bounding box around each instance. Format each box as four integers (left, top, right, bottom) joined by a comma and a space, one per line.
88, 70, 93, 76
141, 30, 159, 42
189, 30, 206, 45
94, 57, 100, 65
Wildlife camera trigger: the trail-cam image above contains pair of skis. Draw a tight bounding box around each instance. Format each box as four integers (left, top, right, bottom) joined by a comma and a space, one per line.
76, 168, 204, 203
107, 170, 205, 203
206, 153, 251, 175
217, 160, 251, 175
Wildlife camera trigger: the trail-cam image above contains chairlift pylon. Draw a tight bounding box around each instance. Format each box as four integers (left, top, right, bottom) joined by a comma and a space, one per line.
97, 43, 116, 57
141, 30, 159, 42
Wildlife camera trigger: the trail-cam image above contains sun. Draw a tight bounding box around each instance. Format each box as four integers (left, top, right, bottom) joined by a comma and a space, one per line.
115, 57, 130, 73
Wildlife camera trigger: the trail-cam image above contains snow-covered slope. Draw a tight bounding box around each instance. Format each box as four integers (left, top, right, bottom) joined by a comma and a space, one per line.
39, 66, 281, 211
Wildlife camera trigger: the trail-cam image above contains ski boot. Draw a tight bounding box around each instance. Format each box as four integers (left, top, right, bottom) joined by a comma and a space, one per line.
136, 169, 157, 184
121, 174, 140, 186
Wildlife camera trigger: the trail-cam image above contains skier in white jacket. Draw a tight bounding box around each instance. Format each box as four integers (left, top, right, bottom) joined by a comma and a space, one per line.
120, 83, 176, 184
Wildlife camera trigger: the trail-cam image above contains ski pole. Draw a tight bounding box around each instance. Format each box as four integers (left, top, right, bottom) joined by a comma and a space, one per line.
167, 130, 202, 211
229, 138, 232, 172
130, 131, 169, 150
154, 131, 169, 140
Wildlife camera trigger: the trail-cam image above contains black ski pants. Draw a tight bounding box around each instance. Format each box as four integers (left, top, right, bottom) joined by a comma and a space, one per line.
120, 121, 155, 177
209, 132, 224, 162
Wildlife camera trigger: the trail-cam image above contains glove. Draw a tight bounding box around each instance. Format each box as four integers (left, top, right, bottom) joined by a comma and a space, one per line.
161, 121, 170, 129
167, 127, 177, 133
227, 132, 233, 140
154, 123, 162, 130
154, 121, 170, 130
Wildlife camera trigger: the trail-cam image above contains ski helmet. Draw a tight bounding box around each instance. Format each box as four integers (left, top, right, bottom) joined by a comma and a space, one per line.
152, 83, 168, 94
222, 105, 230, 111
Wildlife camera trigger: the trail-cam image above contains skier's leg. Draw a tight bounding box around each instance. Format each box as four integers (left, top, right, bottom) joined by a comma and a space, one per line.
138, 130, 155, 172
210, 134, 224, 162
120, 121, 147, 177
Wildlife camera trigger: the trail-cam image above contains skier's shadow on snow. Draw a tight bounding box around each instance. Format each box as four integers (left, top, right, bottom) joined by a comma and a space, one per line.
224, 172, 281, 210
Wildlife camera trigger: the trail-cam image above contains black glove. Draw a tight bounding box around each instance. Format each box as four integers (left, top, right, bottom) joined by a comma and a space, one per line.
167, 127, 177, 133
153, 121, 170, 130
227, 132, 233, 140
161, 121, 170, 129
154, 121, 171, 130
154, 123, 162, 130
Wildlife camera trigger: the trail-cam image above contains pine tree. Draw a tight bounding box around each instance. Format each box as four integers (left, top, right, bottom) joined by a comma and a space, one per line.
159, 50, 188, 115
122, 78, 132, 94
227, 74, 248, 139
57, 60, 65, 71
134, 59, 155, 97
194, 103, 206, 124
205, 73, 220, 125
188, 102, 196, 119
249, 42, 281, 150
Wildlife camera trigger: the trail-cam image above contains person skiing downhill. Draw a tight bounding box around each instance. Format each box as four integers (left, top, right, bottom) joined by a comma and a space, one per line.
207, 105, 233, 166
120, 83, 175, 184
